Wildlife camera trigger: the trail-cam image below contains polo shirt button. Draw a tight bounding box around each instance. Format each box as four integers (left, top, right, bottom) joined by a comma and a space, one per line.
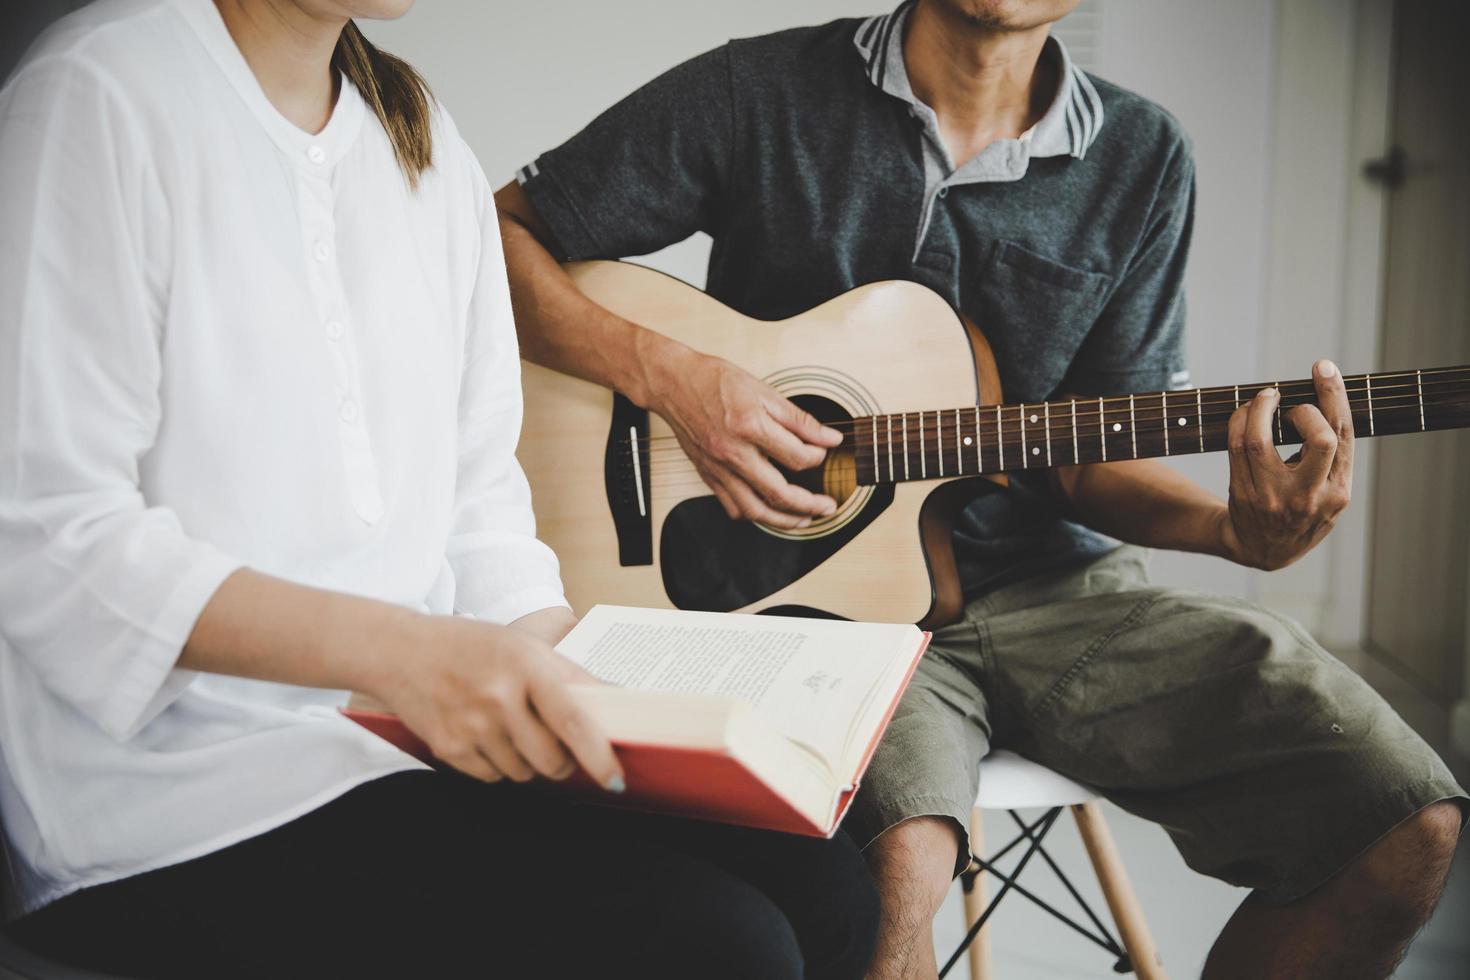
307, 145, 326, 164
313, 242, 330, 262
325, 320, 344, 341
339, 398, 359, 423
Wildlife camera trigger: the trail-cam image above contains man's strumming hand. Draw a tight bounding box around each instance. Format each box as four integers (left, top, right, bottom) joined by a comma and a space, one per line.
646, 341, 844, 529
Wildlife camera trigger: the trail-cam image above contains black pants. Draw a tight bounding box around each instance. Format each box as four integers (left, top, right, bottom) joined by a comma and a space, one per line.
13, 771, 879, 979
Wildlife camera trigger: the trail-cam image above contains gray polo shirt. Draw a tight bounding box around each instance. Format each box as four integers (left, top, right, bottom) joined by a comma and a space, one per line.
519, 0, 1196, 595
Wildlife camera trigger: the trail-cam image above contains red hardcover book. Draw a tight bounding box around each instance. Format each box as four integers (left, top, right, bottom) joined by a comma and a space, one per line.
346, 606, 931, 837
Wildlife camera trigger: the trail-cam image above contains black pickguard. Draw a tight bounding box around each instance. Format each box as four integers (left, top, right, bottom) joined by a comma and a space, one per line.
658, 488, 894, 612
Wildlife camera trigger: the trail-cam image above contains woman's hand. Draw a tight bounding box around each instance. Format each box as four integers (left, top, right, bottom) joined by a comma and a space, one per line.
364, 613, 624, 791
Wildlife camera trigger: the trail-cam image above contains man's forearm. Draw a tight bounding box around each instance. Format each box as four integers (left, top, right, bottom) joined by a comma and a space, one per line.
494, 184, 686, 410
1053, 458, 1231, 558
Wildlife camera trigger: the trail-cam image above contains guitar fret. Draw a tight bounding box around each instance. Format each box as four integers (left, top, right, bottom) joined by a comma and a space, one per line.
937, 410, 945, 476
1128, 394, 1138, 458
1196, 388, 1204, 452
1366, 374, 1375, 435
1098, 396, 1107, 461
871, 416, 879, 479
997, 404, 1005, 470
1043, 402, 1052, 465
918, 411, 926, 478
955, 408, 963, 473
973, 405, 983, 473
902, 413, 910, 480
1417, 369, 1426, 431
1019, 403, 1029, 467
886, 415, 894, 482
1070, 399, 1079, 463
1161, 391, 1170, 456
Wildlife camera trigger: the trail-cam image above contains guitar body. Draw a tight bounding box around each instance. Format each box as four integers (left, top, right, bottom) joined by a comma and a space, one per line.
519, 261, 1004, 628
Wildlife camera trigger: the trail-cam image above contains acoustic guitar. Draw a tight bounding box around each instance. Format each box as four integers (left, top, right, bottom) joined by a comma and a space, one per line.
519, 261, 1470, 629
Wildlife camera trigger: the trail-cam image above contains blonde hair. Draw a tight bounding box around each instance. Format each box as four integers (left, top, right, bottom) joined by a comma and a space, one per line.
333, 22, 433, 187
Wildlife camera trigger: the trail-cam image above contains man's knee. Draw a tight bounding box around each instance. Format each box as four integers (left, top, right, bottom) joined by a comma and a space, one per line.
865, 815, 966, 914
1347, 801, 1462, 925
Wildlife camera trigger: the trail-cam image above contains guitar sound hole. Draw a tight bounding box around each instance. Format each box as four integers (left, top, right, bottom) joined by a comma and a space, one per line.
775, 394, 858, 510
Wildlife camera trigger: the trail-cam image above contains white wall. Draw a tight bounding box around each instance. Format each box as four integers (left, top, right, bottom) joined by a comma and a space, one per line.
367, 0, 1302, 608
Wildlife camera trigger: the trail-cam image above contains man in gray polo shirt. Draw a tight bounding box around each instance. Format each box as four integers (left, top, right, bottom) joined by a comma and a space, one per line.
497, 1, 1466, 976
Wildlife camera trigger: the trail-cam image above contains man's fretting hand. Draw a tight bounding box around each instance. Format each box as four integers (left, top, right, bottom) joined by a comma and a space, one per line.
648, 344, 844, 528
1218, 360, 1355, 570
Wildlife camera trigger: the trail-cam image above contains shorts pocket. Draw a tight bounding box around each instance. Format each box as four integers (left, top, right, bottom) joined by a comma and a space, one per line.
970, 240, 1113, 400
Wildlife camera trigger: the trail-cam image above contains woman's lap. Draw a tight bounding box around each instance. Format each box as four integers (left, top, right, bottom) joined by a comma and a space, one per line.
14, 771, 877, 979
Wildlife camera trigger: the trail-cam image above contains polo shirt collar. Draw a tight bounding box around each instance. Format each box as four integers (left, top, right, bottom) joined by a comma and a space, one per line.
853, 0, 1104, 162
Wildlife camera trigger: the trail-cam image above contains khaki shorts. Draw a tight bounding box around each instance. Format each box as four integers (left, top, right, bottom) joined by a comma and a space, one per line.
846, 546, 1467, 903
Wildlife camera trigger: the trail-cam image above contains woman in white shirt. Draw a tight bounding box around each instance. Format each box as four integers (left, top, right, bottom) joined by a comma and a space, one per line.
0, 1, 878, 976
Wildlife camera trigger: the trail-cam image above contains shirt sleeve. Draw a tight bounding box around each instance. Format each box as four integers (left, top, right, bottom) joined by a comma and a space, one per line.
515, 44, 736, 260
0, 57, 243, 742
447, 148, 569, 623
1061, 140, 1195, 396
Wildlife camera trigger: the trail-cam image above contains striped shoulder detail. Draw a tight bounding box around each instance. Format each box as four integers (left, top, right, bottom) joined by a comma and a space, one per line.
516, 160, 541, 185
852, 1, 913, 87
1063, 64, 1105, 158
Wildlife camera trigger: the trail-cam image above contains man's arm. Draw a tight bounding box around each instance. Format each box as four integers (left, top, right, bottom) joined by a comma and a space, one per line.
1053, 360, 1355, 570
496, 182, 841, 528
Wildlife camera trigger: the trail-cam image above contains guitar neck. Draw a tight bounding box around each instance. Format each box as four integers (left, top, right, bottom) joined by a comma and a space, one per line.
852, 365, 1470, 486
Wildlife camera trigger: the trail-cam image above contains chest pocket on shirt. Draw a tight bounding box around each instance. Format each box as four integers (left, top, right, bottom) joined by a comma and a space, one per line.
972, 239, 1113, 401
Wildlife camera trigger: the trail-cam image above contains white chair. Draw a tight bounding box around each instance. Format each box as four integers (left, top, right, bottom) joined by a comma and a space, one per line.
944, 751, 1166, 979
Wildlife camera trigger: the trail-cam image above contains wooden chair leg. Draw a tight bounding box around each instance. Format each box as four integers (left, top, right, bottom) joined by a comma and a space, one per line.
1071, 801, 1167, 980
961, 807, 992, 980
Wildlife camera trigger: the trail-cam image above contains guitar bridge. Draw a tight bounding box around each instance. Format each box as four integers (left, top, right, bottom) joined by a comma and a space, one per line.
605, 393, 653, 566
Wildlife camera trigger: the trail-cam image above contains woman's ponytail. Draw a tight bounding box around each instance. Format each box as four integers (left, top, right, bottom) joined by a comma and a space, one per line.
333, 22, 433, 188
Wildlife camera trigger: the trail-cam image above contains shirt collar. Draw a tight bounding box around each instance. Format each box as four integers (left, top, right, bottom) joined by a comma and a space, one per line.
853, 1, 1104, 161
172, 0, 365, 169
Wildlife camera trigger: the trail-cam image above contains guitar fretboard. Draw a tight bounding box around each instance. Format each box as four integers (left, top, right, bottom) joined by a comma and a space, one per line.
852, 366, 1470, 486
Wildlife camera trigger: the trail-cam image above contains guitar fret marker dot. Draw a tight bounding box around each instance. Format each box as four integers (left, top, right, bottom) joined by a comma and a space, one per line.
1112, 422, 1123, 432
963, 436, 972, 446
1031, 447, 1040, 456
1029, 414, 1038, 423
1177, 417, 1187, 426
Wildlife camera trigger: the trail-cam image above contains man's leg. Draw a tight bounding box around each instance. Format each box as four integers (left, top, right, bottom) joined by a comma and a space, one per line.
977, 546, 1468, 980
1203, 800, 1462, 980
844, 625, 994, 980
864, 815, 967, 980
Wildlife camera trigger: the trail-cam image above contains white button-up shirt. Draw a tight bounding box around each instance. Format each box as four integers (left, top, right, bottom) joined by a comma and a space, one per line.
0, 0, 567, 916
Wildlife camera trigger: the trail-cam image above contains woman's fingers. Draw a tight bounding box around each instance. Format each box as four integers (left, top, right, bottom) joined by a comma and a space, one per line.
527, 669, 625, 793
501, 700, 577, 780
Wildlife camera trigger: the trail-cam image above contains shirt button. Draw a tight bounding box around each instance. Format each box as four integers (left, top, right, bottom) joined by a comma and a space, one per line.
339, 398, 359, 423
325, 320, 344, 341
313, 242, 330, 262
307, 145, 326, 164
938, 187, 949, 199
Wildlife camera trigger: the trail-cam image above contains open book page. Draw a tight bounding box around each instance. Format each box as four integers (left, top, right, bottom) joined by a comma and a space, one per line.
557, 606, 920, 773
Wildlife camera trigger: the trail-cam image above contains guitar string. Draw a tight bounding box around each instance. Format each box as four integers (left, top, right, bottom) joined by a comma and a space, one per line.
642, 389, 1470, 488
642, 393, 1470, 485
636, 383, 1470, 466
624, 368, 1470, 449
